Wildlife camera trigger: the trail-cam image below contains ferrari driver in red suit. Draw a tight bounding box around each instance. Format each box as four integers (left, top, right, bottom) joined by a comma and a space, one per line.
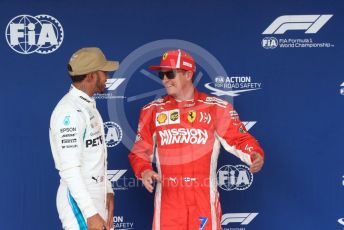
129, 49, 264, 230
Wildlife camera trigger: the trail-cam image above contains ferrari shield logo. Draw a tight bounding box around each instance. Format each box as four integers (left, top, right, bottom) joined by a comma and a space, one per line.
187, 110, 196, 123
162, 52, 168, 60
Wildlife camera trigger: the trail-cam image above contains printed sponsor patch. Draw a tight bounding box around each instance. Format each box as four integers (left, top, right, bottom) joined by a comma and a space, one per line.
156, 112, 168, 126
156, 110, 180, 126
158, 128, 208, 146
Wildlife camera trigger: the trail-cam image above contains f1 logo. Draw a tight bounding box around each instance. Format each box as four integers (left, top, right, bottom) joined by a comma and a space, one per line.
107, 170, 127, 182
242, 121, 256, 131
105, 78, 125, 91
221, 213, 258, 225
263, 15, 333, 34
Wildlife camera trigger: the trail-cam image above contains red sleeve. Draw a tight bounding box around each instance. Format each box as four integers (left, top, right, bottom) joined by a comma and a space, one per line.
215, 102, 264, 165
128, 106, 155, 179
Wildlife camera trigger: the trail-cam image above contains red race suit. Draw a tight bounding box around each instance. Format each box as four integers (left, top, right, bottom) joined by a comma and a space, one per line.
129, 90, 264, 230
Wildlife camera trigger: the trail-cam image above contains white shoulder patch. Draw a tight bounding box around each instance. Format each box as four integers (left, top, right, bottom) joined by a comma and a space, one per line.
205, 97, 228, 105
153, 98, 164, 103
142, 97, 165, 110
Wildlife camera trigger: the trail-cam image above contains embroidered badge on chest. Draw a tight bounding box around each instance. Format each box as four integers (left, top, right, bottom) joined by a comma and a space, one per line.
187, 110, 196, 123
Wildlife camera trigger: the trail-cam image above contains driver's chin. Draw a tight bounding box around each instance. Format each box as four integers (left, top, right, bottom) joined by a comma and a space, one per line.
96, 84, 106, 94
99, 87, 105, 94
98, 83, 106, 93
166, 89, 176, 97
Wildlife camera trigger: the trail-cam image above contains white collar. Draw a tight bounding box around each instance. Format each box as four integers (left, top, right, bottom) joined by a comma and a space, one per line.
69, 84, 96, 108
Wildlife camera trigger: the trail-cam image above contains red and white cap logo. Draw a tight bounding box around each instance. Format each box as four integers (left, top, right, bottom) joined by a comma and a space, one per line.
149, 49, 196, 72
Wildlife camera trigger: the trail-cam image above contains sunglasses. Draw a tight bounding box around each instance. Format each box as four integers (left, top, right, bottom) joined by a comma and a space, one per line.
158, 70, 185, 80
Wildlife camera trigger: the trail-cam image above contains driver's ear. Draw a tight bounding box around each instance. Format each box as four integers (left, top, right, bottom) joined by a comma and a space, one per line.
185, 71, 193, 81
85, 72, 95, 82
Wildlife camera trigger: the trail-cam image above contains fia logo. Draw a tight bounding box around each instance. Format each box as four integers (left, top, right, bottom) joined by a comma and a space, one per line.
262, 37, 278, 49
217, 165, 253, 191
103, 122, 123, 147
5, 14, 64, 54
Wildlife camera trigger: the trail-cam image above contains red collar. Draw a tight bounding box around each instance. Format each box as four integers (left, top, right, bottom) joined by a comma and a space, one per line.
166, 89, 200, 108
